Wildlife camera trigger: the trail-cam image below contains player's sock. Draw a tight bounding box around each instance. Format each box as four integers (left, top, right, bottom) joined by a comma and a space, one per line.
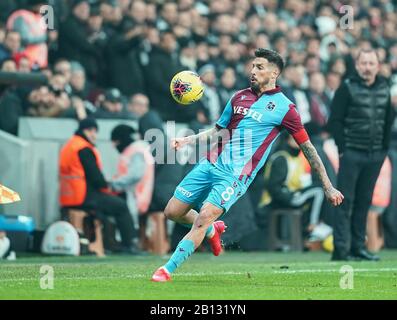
164, 239, 195, 274
181, 223, 215, 238
206, 224, 215, 238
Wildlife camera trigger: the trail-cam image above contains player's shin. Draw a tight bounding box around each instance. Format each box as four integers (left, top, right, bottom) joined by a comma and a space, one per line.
163, 221, 209, 274
164, 239, 195, 273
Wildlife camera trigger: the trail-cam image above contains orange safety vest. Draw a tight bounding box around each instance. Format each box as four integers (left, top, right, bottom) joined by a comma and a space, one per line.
7, 9, 48, 68
116, 141, 155, 214
59, 135, 103, 207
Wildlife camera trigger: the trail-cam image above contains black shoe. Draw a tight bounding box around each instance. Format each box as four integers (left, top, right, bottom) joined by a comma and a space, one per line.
331, 254, 353, 261
331, 250, 356, 261
351, 249, 380, 261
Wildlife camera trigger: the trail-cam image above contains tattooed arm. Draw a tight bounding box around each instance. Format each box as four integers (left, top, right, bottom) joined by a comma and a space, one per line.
299, 140, 344, 206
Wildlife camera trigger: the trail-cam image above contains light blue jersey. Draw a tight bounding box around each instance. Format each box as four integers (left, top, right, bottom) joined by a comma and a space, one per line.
174, 86, 308, 212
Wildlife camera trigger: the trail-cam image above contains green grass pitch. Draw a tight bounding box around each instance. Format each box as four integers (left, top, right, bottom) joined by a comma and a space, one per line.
1, 251, 397, 299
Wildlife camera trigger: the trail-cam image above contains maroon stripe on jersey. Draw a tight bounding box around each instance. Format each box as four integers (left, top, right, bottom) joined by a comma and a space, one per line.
238, 126, 280, 181
207, 89, 254, 163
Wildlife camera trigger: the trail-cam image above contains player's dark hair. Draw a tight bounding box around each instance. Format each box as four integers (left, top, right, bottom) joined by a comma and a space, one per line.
254, 48, 284, 74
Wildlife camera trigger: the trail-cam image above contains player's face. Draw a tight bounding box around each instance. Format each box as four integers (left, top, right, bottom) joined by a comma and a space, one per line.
250, 57, 277, 92
356, 52, 379, 84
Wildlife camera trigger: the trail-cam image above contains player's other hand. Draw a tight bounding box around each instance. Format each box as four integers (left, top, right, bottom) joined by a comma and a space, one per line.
171, 136, 191, 150
325, 186, 344, 206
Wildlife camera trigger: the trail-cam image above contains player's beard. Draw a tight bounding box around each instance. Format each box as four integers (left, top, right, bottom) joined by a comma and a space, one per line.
250, 76, 270, 94
250, 81, 260, 94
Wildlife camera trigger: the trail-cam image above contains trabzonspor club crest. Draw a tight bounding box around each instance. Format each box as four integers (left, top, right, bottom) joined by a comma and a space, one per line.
266, 101, 276, 111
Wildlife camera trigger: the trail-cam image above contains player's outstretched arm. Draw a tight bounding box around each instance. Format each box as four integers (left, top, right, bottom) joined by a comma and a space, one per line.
299, 140, 344, 206
171, 127, 218, 150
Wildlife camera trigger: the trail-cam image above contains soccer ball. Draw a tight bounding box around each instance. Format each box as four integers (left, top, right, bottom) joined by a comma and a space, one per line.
170, 71, 204, 105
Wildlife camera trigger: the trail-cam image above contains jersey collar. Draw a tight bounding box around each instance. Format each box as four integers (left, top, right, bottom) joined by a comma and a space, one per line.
250, 85, 282, 97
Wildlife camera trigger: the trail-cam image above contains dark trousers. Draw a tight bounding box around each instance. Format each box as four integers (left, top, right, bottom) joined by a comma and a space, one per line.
83, 191, 136, 248
333, 148, 386, 255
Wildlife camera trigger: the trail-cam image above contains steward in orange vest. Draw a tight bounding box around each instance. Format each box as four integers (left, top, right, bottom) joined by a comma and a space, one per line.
59, 118, 107, 207
110, 124, 155, 225
59, 118, 140, 254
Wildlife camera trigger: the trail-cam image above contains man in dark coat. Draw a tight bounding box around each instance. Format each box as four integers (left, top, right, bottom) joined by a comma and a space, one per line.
327, 49, 395, 261
105, 16, 145, 96
58, 0, 100, 83
144, 30, 195, 123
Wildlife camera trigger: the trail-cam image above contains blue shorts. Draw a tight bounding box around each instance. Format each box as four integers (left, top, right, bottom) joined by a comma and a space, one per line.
174, 158, 246, 213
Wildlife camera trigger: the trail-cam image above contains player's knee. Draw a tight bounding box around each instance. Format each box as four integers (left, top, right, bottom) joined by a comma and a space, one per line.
164, 199, 180, 220
163, 205, 176, 220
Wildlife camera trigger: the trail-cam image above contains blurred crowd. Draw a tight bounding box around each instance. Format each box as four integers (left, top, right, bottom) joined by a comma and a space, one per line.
0, 0, 397, 134
1, 0, 397, 252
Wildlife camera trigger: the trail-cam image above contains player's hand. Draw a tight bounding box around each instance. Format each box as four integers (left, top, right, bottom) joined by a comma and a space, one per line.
324, 186, 344, 206
171, 136, 192, 150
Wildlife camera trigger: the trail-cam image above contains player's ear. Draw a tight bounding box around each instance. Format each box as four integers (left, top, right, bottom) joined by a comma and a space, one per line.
271, 67, 279, 80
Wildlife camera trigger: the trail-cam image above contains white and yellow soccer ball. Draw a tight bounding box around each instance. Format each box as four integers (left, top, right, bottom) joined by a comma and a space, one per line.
170, 71, 204, 105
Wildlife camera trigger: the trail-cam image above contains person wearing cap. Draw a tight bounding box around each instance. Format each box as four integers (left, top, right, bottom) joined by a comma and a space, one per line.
94, 88, 129, 119
109, 125, 169, 254
110, 124, 154, 216
59, 118, 140, 254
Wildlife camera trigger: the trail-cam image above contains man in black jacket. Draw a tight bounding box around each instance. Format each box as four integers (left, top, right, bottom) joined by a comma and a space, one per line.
105, 13, 145, 96
327, 49, 395, 261
58, 0, 101, 84
144, 30, 195, 122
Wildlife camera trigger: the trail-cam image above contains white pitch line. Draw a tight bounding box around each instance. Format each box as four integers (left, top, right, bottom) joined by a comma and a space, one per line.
0, 271, 247, 282
274, 267, 397, 274
1, 268, 396, 283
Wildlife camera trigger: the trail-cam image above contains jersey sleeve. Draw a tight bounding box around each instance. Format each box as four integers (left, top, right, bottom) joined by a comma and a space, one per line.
216, 97, 233, 129
281, 104, 309, 144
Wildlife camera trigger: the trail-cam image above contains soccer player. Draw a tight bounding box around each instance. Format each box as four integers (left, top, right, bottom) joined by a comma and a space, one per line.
151, 48, 344, 282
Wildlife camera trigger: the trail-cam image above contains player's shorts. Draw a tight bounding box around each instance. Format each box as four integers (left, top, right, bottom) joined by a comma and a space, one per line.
173, 158, 246, 214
